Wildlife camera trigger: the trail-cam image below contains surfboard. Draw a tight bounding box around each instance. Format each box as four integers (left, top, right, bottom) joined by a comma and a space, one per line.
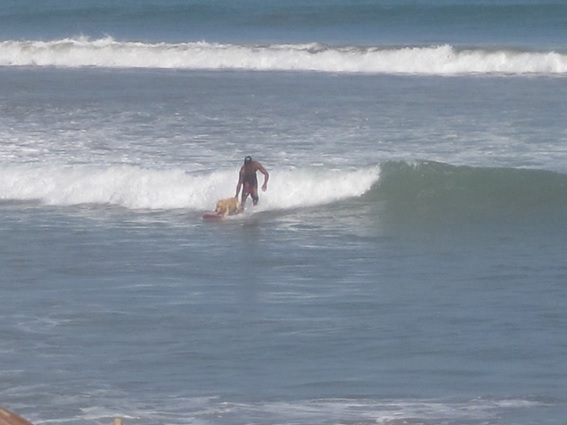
202, 211, 225, 220
202, 209, 245, 220
0, 407, 35, 425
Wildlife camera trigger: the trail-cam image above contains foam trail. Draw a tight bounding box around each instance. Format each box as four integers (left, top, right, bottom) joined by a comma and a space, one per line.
0, 164, 380, 211
0, 165, 207, 210
1, 37, 566, 75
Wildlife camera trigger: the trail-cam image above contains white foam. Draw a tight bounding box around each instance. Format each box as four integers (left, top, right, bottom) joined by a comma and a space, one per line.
1, 37, 566, 75
260, 167, 380, 211
0, 164, 380, 211
11, 395, 550, 425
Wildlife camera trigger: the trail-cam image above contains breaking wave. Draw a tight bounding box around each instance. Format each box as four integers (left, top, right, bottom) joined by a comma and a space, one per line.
0, 164, 380, 211
2, 161, 567, 227
1, 37, 566, 75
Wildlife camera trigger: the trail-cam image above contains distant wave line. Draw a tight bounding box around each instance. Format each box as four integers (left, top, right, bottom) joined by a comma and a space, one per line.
1, 37, 566, 75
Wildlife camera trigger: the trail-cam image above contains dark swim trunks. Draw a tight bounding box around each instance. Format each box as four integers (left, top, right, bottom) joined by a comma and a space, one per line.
242, 172, 258, 195
242, 172, 259, 204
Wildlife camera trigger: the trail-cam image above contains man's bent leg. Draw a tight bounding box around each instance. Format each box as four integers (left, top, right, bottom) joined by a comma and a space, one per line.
251, 188, 259, 206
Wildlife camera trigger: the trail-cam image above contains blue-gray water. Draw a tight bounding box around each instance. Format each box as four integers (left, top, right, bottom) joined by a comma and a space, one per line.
1, 2, 567, 425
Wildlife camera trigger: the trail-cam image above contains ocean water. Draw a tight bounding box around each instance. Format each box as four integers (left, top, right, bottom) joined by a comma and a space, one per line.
1, 1, 567, 425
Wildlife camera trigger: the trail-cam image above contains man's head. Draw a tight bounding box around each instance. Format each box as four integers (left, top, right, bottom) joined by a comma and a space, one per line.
244, 156, 253, 164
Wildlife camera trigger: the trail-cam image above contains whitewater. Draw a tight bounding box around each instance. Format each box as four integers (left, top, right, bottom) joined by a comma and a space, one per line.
0, 164, 380, 211
1, 37, 567, 75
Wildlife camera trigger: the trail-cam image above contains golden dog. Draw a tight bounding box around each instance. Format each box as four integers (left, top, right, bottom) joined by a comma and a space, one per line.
215, 197, 241, 216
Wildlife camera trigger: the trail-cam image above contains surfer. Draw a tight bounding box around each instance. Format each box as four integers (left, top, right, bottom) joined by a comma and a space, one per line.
235, 156, 269, 208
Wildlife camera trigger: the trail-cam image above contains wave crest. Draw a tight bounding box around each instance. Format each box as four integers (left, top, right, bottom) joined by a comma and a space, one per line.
0, 164, 379, 211
1, 37, 566, 75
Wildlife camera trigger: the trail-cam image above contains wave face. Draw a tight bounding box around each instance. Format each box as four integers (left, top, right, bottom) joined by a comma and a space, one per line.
371, 161, 567, 225
1, 38, 566, 75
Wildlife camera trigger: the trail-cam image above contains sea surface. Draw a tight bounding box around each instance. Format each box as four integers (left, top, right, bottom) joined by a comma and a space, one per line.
1, 1, 567, 425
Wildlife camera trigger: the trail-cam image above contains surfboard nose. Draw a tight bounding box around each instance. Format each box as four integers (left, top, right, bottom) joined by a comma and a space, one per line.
0, 407, 34, 425
0, 408, 124, 425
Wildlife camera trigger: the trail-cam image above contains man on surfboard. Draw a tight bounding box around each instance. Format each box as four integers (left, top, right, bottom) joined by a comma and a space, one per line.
235, 156, 269, 208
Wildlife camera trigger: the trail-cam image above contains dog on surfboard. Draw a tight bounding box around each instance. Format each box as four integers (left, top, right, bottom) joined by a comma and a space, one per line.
214, 197, 241, 217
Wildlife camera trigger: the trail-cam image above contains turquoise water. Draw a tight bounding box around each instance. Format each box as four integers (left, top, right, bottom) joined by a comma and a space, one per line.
1, 2, 567, 425
1, 0, 566, 46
